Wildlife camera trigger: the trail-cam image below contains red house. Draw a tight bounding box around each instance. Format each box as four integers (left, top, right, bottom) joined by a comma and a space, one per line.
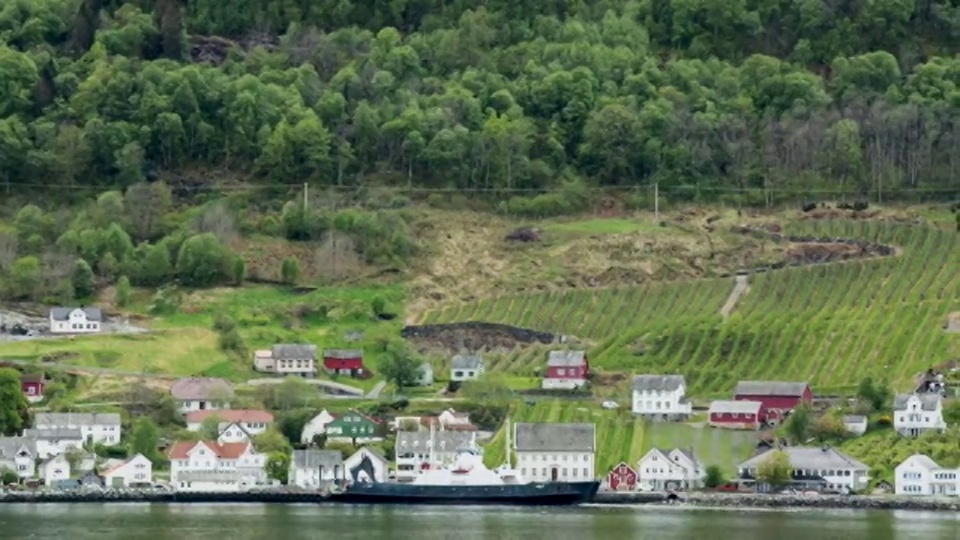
323, 349, 365, 377
733, 381, 812, 422
707, 400, 766, 430
607, 462, 638, 491
541, 350, 589, 390
20, 374, 45, 403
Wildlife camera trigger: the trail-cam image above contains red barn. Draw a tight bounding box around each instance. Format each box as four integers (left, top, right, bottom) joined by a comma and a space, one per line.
323, 349, 365, 377
541, 350, 589, 390
607, 462, 637, 491
733, 381, 812, 422
708, 400, 765, 430
20, 374, 45, 402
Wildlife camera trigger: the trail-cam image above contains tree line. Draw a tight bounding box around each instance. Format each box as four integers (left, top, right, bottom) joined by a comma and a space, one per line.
0, 0, 957, 207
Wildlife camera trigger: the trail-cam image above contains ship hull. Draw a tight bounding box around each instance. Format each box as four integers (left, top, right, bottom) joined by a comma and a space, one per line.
329, 481, 600, 506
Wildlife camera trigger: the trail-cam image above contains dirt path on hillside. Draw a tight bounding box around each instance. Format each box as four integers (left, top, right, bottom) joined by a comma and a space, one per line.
719, 275, 750, 319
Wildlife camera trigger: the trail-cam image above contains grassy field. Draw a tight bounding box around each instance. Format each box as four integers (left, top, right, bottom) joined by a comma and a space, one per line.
423, 219, 960, 396
480, 400, 757, 476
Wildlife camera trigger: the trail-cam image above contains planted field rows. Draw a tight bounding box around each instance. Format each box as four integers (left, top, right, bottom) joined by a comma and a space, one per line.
421, 220, 958, 394
482, 402, 755, 475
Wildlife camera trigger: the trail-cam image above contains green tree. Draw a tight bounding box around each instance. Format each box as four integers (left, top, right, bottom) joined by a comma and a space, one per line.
809, 414, 849, 442
253, 428, 293, 454
232, 257, 245, 284
130, 416, 160, 462
857, 377, 891, 412
9, 256, 41, 300
785, 403, 812, 443
0, 468, 17, 485
265, 451, 291, 484
704, 464, 726, 488
176, 233, 234, 286
199, 415, 223, 439
378, 340, 423, 391
280, 257, 300, 285
72, 258, 95, 298
116, 275, 132, 307
0, 368, 29, 435
756, 450, 793, 488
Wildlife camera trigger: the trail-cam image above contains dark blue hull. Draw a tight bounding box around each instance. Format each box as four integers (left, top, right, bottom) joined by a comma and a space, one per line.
329, 481, 600, 506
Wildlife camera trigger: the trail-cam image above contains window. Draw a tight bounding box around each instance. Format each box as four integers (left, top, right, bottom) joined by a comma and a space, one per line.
562, 468, 567, 477
541, 468, 546, 476
521, 468, 526, 476
454, 371, 463, 377
572, 468, 578, 478
582, 468, 588, 477
557, 368, 566, 376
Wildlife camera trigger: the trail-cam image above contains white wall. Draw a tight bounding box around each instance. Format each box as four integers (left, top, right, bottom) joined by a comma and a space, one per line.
516, 451, 594, 482
631, 387, 692, 416
34, 438, 83, 458
450, 368, 482, 382
105, 455, 153, 487
541, 378, 586, 390
49, 310, 101, 334
177, 400, 230, 414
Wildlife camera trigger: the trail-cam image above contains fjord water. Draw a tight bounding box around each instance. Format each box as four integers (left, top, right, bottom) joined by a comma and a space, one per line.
0, 503, 957, 539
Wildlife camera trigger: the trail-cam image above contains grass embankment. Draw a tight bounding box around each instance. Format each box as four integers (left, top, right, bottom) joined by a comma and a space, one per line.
425, 219, 960, 395
481, 400, 756, 476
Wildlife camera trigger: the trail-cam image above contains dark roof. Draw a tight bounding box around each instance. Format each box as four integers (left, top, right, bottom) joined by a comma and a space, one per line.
170, 378, 235, 400
49, 307, 103, 321
514, 423, 595, 452
547, 351, 586, 367
739, 447, 869, 471
734, 381, 809, 397
631, 375, 686, 392
893, 393, 941, 411
451, 355, 483, 370
23, 428, 83, 440
34, 412, 121, 426
291, 449, 342, 469
324, 349, 363, 359
271, 344, 317, 360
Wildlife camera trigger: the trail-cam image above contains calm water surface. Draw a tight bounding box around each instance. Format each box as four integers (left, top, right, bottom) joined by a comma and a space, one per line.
0, 503, 957, 539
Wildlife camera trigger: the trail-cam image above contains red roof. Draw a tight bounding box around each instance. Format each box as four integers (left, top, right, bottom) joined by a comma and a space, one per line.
185, 409, 274, 424
168, 440, 251, 460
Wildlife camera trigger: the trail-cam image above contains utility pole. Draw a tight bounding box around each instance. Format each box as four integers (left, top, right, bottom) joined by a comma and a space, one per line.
654, 182, 659, 221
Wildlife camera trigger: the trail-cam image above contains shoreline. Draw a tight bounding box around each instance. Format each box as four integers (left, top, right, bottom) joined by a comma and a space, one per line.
0, 489, 957, 512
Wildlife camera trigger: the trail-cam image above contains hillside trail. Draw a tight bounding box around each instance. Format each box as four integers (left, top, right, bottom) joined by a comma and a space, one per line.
719, 275, 750, 319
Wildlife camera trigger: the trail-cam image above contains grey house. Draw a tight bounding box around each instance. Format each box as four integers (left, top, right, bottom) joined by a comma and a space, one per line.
513, 422, 597, 483
48, 307, 103, 334
737, 446, 870, 493
288, 449, 344, 489
450, 355, 484, 382
254, 344, 318, 377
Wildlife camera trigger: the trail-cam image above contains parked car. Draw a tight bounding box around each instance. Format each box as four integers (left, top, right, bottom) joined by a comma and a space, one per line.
601, 401, 619, 410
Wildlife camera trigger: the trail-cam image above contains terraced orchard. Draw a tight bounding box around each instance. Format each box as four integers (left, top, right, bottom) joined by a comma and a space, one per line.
421, 220, 959, 395
481, 401, 755, 475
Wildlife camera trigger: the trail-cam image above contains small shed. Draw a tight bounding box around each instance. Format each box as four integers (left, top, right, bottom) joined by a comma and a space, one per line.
323, 349, 364, 377
607, 462, 638, 491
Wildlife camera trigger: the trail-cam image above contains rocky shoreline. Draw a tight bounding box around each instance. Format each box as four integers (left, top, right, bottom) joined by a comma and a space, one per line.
1, 489, 957, 512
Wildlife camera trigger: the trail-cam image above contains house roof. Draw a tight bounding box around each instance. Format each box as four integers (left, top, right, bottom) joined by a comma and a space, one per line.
168, 440, 251, 460
899, 454, 941, 470
397, 430, 476, 451
331, 410, 382, 424
514, 423, 595, 452
272, 344, 317, 360
671, 448, 701, 466
547, 351, 586, 367
842, 415, 867, 424
20, 374, 45, 384
348, 446, 387, 463
324, 349, 363, 359
23, 428, 84, 441
170, 378, 235, 400
893, 393, 941, 411
0, 437, 34, 458
708, 400, 763, 415
292, 449, 342, 469
421, 417, 478, 431
451, 355, 483, 370
185, 409, 274, 424
101, 454, 149, 477
632, 375, 686, 392
739, 447, 869, 471
49, 307, 103, 321
734, 381, 809, 397
34, 412, 121, 427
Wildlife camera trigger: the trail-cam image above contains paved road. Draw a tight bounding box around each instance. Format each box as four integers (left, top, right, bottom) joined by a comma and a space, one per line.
245, 378, 365, 396
366, 381, 387, 398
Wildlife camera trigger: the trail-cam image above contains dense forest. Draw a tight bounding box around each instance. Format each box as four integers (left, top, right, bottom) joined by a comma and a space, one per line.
0, 0, 958, 206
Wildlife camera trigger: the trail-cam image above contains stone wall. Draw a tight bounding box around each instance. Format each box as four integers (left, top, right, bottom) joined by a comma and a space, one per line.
593, 491, 960, 512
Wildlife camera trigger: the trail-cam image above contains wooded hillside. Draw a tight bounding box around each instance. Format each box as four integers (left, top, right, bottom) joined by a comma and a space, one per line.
1, 0, 958, 204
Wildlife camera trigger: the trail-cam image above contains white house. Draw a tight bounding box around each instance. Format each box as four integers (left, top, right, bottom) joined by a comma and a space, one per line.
39, 454, 71, 485
252, 344, 317, 378
101, 453, 153, 487
344, 447, 389, 483
288, 449, 344, 488
395, 430, 476, 481
185, 409, 274, 435
32, 412, 122, 446
171, 378, 234, 414
514, 423, 596, 483
630, 375, 693, 421
22, 428, 84, 458
450, 354, 484, 382
217, 422, 253, 444
893, 393, 947, 437
636, 448, 706, 491
48, 307, 102, 334
842, 415, 868, 436
300, 410, 336, 445
895, 454, 960, 496
738, 447, 871, 493
0, 437, 36, 479
168, 440, 268, 492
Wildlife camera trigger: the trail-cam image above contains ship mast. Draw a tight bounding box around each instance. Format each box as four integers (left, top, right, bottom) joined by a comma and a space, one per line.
428, 417, 436, 468
504, 416, 511, 468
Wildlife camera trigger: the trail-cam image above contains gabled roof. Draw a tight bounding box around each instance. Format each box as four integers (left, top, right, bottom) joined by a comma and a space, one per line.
20, 374, 45, 384
167, 440, 252, 460
49, 307, 103, 321
739, 447, 869, 471
669, 448, 702, 467
514, 423, 595, 452
397, 430, 475, 451
893, 393, 941, 411
170, 378, 235, 400
271, 344, 317, 360
632, 375, 686, 392
323, 349, 363, 359
291, 449, 342, 469
34, 412, 121, 427
451, 355, 483, 370
23, 428, 84, 441
898, 454, 941, 470
102, 453, 150, 477
346, 446, 388, 464
330, 410, 381, 424
547, 351, 586, 367
734, 381, 809, 397
0, 437, 34, 458
708, 400, 763, 415
185, 409, 274, 424
638, 447, 672, 464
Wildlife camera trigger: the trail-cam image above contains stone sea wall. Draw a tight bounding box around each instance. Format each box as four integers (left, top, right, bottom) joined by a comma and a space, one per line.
593, 491, 960, 512
0, 489, 332, 504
